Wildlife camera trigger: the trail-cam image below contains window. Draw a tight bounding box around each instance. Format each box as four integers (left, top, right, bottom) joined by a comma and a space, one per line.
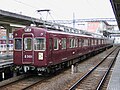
91, 39, 94, 45
88, 39, 91, 46
54, 38, 59, 50
72, 39, 75, 48
79, 39, 82, 47
98, 40, 101, 45
61, 38, 66, 49
94, 40, 98, 45
14, 38, 22, 50
69, 38, 73, 48
102, 40, 104, 44
49, 39, 52, 50
34, 38, 46, 51
69, 38, 76, 48
24, 38, 32, 50
75, 38, 78, 47
83, 39, 88, 46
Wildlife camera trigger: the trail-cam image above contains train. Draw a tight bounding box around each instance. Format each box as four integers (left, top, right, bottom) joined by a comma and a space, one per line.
13, 26, 113, 74
0, 38, 13, 54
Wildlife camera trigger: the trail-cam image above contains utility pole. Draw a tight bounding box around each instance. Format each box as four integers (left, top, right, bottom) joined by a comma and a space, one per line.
73, 12, 75, 28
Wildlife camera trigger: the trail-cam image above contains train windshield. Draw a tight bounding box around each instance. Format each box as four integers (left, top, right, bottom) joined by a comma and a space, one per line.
34, 38, 46, 51
14, 38, 22, 50
24, 38, 32, 50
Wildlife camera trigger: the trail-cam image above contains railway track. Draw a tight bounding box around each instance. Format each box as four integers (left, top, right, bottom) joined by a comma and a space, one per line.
68, 46, 120, 90
0, 74, 47, 90
0, 69, 64, 90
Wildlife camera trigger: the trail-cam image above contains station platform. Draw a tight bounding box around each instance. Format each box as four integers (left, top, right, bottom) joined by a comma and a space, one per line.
107, 51, 120, 90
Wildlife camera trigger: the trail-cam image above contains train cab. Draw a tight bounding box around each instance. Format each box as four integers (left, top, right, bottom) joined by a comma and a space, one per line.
13, 26, 47, 71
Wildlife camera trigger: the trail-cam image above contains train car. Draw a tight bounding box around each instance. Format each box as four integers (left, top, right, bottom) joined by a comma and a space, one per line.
13, 26, 113, 73
0, 38, 13, 54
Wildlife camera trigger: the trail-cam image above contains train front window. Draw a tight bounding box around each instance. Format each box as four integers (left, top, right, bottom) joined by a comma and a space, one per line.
34, 38, 46, 51
24, 38, 32, 50
14, 39, 22, 50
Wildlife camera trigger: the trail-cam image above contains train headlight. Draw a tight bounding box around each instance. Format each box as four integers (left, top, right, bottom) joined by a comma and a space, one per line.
38, 53, 43, 60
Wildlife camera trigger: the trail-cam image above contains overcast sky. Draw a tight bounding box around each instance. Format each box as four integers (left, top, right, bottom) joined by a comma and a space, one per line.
0, 0, 115, 20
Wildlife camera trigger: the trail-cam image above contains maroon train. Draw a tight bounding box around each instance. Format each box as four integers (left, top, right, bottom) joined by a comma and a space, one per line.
13, 26, 113, 73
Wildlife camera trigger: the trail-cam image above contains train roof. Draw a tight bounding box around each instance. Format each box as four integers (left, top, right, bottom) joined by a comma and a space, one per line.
47, 29, 93, 38
36, 24, 105, 39
45, 27, 105, 39
15, 26, 106, 39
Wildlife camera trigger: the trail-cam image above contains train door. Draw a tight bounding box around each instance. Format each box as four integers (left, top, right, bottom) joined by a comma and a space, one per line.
49, 38, 53, 63
22, 34, 34, 64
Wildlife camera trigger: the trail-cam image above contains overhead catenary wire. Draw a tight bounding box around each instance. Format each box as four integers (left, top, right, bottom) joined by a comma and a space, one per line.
13, 0, 46, 20
13, 0, 38, 9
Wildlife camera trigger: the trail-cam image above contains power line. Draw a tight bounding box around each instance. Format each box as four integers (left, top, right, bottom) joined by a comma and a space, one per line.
13, 0, 47, 20
13, 0, 38, 9
13, 0, 56, 21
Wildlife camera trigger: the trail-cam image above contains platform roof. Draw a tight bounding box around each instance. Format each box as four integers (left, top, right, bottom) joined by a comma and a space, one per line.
0, 9, 49, 26
110, 0, 120, 29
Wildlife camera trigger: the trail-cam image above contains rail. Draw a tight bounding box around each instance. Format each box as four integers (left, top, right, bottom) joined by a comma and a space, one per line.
96, 47, 119, 90
69, 46, 119, 90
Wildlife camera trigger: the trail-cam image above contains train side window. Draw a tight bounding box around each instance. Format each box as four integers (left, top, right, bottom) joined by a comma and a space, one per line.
98, 40, 101, 45
100, 39, 102, 44
95, 40, 97, 45
83, 39, 88, 46
24, 38, 32, 50
91, 39, 94, 45
96, 39, 98, 45
49, 39, 52, 50
94, 40, 97, 45
75, 38, 78, 47
79, 39, 82, 47
61, 38, 66, 49
34, 38, 46, 51
14, 38, 22, 50
54, 38, 59, 50
73, 39, 75, 48
88, 39, 90, 46
102, 40, 104, 44
69, 38, 73, 48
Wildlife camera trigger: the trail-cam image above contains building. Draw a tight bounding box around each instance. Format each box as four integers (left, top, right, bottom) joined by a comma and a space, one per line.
77, 21, 117, 35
